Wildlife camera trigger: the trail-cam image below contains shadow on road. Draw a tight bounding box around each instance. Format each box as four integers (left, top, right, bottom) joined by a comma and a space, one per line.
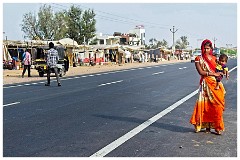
93, 114, 193, 133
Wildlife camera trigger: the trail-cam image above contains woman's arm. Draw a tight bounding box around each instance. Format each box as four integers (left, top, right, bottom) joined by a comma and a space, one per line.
195, 61, 223, 77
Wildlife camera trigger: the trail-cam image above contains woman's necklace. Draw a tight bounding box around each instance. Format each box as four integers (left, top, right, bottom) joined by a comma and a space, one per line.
207, 55, 212, 60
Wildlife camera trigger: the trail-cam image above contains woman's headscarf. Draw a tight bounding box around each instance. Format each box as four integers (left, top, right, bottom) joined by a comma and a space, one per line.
201, 39, 216, 72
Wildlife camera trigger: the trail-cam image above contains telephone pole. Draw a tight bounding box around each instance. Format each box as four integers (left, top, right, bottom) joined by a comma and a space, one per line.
213, 37, 217, 48
170, 26, 178, 58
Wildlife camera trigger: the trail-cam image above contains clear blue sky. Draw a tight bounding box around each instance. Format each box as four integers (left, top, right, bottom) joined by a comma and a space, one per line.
2, 1, 237, 49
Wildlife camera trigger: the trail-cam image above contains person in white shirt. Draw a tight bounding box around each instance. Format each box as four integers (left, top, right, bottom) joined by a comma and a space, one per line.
45, 42, 61, 86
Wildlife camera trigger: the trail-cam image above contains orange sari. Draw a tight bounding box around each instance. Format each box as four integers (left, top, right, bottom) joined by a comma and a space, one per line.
190, 56, 226, 132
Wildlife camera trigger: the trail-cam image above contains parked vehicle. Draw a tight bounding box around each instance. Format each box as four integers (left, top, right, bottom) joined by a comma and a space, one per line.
35, 59, 67, 77
3, 60, 13, 70
34, 45, 69, 77
213, 48, 220, 60
191, 50, 201, 63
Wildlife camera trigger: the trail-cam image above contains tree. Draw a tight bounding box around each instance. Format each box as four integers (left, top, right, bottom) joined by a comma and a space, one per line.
21, 5, 55, 40
156, 39, 168, 48
81, 9, 96, 44
149, 38, 157, 46
175, 36, 189, 49
21, 12, 41, 40
37, 4, 56, 40
21, 4, 96, 43
53, 12, 69, 40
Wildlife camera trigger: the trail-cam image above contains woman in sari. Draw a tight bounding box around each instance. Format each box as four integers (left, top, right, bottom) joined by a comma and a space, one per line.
190, 39, 226, 135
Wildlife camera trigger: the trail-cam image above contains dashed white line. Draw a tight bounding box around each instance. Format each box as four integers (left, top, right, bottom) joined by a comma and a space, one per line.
3, 102, 20, 107
152, 71, 164, 75
98, 80, 123, 87
179, 66, 187, 70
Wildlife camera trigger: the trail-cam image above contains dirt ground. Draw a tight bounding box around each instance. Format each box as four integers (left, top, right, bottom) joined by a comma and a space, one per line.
2, 59, 189, 85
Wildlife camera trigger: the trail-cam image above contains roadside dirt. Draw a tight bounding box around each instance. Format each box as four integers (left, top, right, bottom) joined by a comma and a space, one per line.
2, 59, 189, 85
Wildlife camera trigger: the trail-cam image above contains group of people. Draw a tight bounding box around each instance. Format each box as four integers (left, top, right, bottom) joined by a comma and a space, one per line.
21, 42, 61, 86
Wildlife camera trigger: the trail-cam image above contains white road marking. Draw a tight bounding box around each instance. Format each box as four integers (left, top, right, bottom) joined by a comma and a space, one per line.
91, 66, 238, 157
98, 80, 123, 87
229, 66, 237, 72
3, 102, 20, 107
4, 66, 236, 89
152, 71, 164, 75
91, 89, 199, 157
179, 67, 187, 70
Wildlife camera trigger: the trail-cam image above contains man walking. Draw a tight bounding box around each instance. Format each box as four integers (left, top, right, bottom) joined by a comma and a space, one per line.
45, 42, 61, 86
21, 49, 31, 78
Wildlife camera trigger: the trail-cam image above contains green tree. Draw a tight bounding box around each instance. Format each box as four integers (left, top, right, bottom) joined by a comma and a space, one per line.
54, 12, 69, 40
21, 4, 96, 43
66, 5, 82, 43
149, 38, 157, 46
175, 36, 189, 49
81, 9, 96, 44
21, 11, 42, 40
156, 39, 168, 48
21, 4, 67, 40
37, 4, 56, 40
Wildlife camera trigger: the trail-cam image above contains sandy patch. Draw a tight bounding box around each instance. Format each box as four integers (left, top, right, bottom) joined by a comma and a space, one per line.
3, 60, 189, 85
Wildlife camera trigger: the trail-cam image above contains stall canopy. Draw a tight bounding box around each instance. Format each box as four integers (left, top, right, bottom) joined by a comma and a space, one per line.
3, 44, 12, 61
59, 38, 78, 47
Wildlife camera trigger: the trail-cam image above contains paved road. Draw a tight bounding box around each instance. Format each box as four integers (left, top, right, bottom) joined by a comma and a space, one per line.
3, 59, 237, 157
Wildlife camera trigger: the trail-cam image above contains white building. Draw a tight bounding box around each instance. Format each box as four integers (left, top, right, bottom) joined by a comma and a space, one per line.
91, 25, 146, 46
94, 33, 120, 45
128, 25, 146, 45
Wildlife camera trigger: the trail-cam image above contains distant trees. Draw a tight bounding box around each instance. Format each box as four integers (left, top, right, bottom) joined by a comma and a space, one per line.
146, 38, 168, 49
149, 38, 157, 46
156, 39, 168, 48
21, 4, 96, 45
175, 36, 189, 49
146, 36, 189, 50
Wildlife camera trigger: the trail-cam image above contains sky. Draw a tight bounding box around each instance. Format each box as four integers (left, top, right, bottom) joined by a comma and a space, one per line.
1, 0, 238, 49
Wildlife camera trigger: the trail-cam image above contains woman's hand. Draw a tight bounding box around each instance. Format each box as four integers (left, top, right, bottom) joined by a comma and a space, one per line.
213, 72, 223, 77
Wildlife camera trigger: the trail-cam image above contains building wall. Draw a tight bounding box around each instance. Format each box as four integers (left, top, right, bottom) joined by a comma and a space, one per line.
92, 25, 146, 46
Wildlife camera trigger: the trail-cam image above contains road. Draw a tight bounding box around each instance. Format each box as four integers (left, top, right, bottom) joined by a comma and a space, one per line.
3, 59, 237, 157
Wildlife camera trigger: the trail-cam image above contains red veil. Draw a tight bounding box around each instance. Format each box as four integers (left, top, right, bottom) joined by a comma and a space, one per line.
201, 39, 216, 72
